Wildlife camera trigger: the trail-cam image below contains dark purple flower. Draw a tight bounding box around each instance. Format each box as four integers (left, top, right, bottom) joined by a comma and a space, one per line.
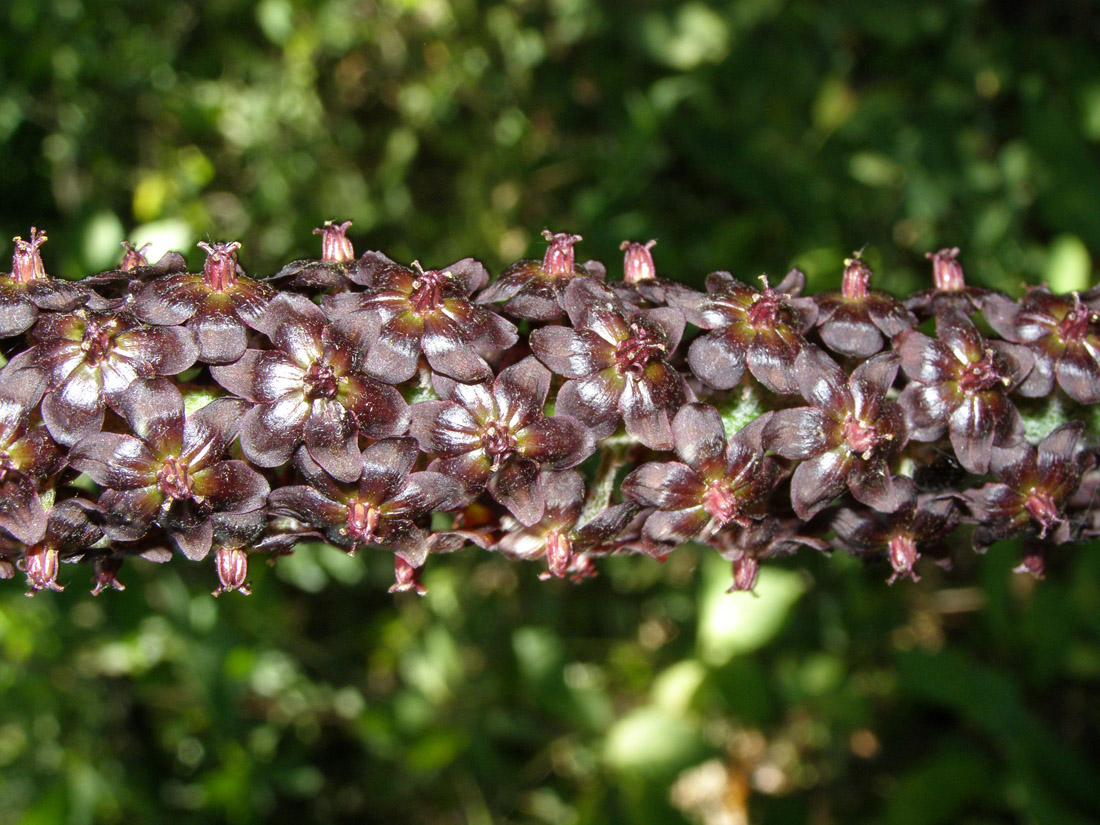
905, 247, 991, 319
965, 423, 1090, 549
813, 255, 916, 357
668, 268, 816, 394
763, 347, 910, 519
82, 241, 188, 307
896, 312, 1032, 474
323, 254, 518, 383
495, 469, 638, 579
0, 498, 103, 595
0, 392, 64, 545
0, 228, 88, 339
704, 516, 829, 591
268, 220, 363, 292
133, 240, 273, 364
68, 379, 269, 560
8, 307, 198, 446
267, 438, 462, 567
410, 356, 594, 525
476, 230, 607, 321
983, 287, 1100, 403
530, 278, 688, 449
623, 404, 779, 544
210, 293, 409, 481
833, 492, 959, 583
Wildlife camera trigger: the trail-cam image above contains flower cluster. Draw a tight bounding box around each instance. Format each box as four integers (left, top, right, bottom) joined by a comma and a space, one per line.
1, 222, 1097, 596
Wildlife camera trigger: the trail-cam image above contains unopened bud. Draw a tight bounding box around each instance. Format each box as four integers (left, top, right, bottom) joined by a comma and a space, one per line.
313, 220, 355, 263
389, 555, 427, 595
620, 239, 657, 283
541, 230, 582, 277
11, 227, 47, 284
213, 546, 251, 596
728, 555, 760, 593
91, 557, 126, 595
198, 241, 242, 292
119, 241, 152, 272
542, 530, 573, 579
925, 247, 965, 291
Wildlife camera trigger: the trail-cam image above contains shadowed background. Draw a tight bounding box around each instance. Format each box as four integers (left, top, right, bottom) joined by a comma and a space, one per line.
1, 1, 1099, 823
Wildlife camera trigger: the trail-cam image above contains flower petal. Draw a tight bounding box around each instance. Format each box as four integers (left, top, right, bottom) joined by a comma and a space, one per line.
763, 408, 830, 459
304, 400, 363, 483
239, 398, 309, 467
789, 450, 851, 520
0, 475, 47, 544
622, 461, 704, 510
191, 308, 247, 365
42, 366, 104, 446
181, 397, 250, 470
69, 432, 159, 488
191, 460, 271, 512
687, 331, 747, 391
488, 457, 544, 525
360, 437, 420, 503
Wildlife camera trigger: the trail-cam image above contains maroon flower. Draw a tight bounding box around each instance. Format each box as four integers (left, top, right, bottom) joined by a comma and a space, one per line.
409, 357, 594, 525
905, 247, 991, 319
896, 312, 1032, 474
669, 268, 817, 394
324, 253, 518, 383
813, 255, 915, 357
0, 228, 87, 339
530, 278, 688, 449
763, 347, 910, 519
0, 392, 64, 545
210, 293, 409, 481
268, 220, 363, 292
476, 230, 607, 321
623, 404, 779, 544
82, 241, 188, 307
609, 239, 690, 308
7, 307, 198, 445
68, 379, 269, 560
965, 423, 1090, 549
983, 287, 1100, 403
267, 438, 462, 567
0, 498, 103, 595
133, 240, 274, 364
833, 492, 959, 583
495, 469, 638, 579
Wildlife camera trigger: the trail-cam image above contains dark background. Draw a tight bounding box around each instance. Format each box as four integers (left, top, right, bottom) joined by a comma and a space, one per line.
1, 1, 1099, 823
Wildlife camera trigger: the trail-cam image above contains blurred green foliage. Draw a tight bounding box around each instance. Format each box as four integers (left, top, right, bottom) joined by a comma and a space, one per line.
2, 0, 1100, 823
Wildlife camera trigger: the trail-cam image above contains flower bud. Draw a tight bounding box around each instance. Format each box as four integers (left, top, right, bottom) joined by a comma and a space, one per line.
91, 557, 126, 595
198, 241, 242, 292
541, 230, 582, 277
23, 545, 63, 595
389, 555, 427, 595
925, 247, 965, 291
313, 220, 355, 263
841, 255, 872, 300
11, 227, 47, 284
119, 241, 152, 272
620, 239, 657, 283
542, 530, 573, 579
727, 554, 760, 593
887, 534, 920, 583
213, 546, 251, 596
